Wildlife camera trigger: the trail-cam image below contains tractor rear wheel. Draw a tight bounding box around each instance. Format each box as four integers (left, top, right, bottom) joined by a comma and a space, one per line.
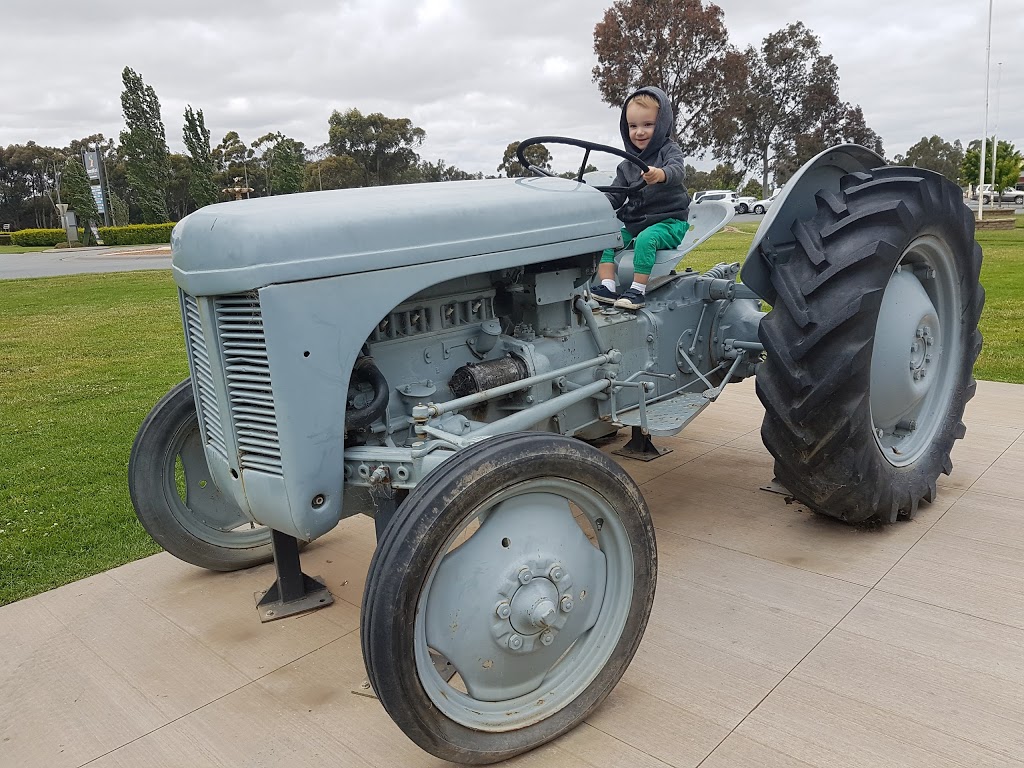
361, 432, 656, 763
756, 167, 984, 523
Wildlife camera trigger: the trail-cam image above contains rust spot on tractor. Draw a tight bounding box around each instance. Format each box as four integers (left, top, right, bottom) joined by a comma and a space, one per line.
482, 659, 493, 669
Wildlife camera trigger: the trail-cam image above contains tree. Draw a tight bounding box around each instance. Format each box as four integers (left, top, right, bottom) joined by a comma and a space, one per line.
497, 142, 552, 178
120, 67, 171, 222
304, 153, 364, 191
183, 106, 220, 209
557, 164, 599, 180
61, 156, 100, 245
327, 108, 426, 186
740, 178, 763, 198
418, 159, 484, 182
592, 0, 746, 157
960, 138, 1023, 194
0, 143, 59, 230
718, 23, 842, 194
893, 136, 964, 183
166, 154, 193, 221
251, 132, 305, 195
213, 131, 257, 196
108, 189, 130, 227
706, 162, 744, 190
683, 162, 744, 194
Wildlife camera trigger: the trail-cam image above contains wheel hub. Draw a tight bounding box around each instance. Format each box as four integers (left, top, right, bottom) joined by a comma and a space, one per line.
870, 266, 941, 430
509, 577, 558, 634
492, 560, 576, 653
869, 236, 962, 468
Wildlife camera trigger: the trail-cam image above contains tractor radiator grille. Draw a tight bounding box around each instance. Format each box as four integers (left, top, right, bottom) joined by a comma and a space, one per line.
180, 291, 282, 477
215, 293, 283, 476
182, 294, 228, 461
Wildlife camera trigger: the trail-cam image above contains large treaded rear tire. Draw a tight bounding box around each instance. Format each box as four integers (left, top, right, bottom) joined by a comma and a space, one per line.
756, 167, 984, 523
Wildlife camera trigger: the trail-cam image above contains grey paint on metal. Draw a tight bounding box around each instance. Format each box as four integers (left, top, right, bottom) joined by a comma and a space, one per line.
615, 391, 710, 435
252, 246, 616, 540
740, 144, 885, 303
171, 177, 623, 297
170, 173, 769, 541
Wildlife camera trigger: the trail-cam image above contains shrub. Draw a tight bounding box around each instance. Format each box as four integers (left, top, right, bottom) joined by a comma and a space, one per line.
0, 232, 11, 245
98, 223, 175, 246
10, 228, 69, 247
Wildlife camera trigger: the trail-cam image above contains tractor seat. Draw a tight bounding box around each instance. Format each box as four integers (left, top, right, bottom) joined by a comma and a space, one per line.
610, 199, 736, 286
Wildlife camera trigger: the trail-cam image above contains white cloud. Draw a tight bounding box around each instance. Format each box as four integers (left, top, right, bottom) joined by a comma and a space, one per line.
0, 0, 1021, 178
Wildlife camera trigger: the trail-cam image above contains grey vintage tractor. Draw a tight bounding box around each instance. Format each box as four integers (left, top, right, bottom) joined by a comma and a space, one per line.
128, 139, 983, 764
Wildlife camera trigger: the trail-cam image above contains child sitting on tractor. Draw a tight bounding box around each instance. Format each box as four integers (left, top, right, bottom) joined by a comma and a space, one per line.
591, 86, 691, 310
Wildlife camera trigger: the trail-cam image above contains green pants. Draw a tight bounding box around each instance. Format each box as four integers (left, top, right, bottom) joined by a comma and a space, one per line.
600, 218, 689, 276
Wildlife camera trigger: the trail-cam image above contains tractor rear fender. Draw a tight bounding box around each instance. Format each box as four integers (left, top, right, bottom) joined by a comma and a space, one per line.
739, 144, 885, 305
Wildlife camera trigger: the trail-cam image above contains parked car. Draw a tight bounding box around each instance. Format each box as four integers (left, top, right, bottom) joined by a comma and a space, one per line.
982, 187, 1024, 205
734, 195, 756, 214
751, 193, 779, 214
693, 190, 737, 205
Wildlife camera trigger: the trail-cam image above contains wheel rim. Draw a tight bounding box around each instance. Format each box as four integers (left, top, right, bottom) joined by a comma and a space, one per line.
160, 415, 268, 548
413, 477, 633, 731
869, 235, 963, 467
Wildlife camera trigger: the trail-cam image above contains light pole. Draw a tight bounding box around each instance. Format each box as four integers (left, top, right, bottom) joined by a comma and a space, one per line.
978, 0, 993, 221
990, 62, 1002, 206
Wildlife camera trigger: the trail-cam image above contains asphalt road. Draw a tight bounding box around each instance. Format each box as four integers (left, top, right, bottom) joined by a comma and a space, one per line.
0, 244, 171, 280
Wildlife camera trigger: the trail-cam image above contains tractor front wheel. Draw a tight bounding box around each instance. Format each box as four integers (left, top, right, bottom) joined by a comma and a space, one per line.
756, 167, 984, 523
128, 379, 275, 570
360, 432, 656, 763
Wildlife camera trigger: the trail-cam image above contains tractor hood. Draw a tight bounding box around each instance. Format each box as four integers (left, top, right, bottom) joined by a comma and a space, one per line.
171, 177, 622, 296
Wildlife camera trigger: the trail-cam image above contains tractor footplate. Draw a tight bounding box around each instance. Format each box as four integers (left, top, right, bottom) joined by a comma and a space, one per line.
617, 391, 710, 437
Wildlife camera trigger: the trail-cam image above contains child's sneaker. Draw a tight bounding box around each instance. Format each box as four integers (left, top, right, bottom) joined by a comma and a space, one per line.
614, 287, 646, 310
591, 285, 619, 304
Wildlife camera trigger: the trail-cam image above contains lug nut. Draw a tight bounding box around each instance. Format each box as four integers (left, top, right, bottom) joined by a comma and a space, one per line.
508, 634, 523, 650
560, 596, 574, 613
496, 602, 511, 620
540, 630, 554, 646
549, 564, 564, 582
518, 568, 533, 585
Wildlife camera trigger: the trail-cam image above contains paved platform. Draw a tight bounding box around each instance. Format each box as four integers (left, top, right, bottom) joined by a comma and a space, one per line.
2, 378, 1023, 767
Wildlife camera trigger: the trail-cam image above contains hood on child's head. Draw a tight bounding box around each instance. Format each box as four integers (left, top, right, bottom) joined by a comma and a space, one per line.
619, 86, 674, 161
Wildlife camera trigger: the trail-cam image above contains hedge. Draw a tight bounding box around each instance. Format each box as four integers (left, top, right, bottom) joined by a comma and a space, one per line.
10, 228, 70, 247
97, 223, 175, 246
0, 232, 11, 245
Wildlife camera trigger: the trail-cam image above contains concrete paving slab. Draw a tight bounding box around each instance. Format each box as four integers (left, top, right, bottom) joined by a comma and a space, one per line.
1, 378, 1022, 767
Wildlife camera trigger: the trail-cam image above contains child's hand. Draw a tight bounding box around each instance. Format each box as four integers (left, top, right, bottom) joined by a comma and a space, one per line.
642, 167, 666, 184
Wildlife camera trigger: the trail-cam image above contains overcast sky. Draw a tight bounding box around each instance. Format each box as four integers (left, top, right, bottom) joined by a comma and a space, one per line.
4, 0, 1022, 177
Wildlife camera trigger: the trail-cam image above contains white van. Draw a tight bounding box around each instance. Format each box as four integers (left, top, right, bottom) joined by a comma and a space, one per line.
693, 190, 737, 205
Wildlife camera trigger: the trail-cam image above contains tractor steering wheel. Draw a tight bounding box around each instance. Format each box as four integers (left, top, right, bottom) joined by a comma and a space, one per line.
516, 136, 649, 195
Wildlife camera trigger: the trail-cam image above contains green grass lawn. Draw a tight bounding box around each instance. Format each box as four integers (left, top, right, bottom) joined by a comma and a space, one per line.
0, 245, 50, 254
1, 218, 1021, 604
1, 272, 188, 604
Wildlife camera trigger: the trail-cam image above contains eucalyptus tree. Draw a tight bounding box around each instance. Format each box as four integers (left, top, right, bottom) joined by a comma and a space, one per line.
327, 108, 426, 186
592, 0, 746, 157
120, 66, 171, 222
183, 106, 220, 209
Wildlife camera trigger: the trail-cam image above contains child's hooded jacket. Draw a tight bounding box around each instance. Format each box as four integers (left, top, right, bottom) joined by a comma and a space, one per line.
605, 86, 691, 236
